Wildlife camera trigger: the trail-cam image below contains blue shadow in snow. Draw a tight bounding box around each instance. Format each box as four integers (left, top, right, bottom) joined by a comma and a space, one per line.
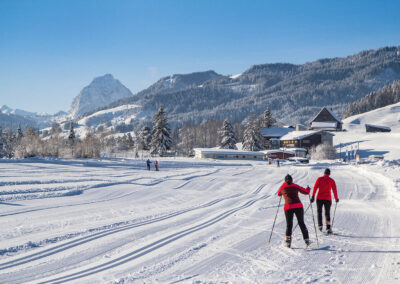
0, 201, 24, 206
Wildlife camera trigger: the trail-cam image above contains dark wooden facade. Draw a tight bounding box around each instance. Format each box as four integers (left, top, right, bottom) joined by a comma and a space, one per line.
309, 107, 343, 131
280, 131, 334, 149
281, 133, 320, 148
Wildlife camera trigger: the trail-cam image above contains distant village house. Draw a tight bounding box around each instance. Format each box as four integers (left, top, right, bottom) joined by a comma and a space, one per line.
365, 124, 391, 133
280, 130, 335, 149
308, 107, 343, 131
260, 126, 294, 149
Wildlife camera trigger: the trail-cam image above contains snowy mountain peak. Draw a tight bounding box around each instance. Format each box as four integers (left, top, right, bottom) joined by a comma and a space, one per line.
0, 104, 45, 117
69, 74, 133, 118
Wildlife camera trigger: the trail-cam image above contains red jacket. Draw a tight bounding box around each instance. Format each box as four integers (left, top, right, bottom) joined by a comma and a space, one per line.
278, 182, 310, 211
312, 174, 338, 201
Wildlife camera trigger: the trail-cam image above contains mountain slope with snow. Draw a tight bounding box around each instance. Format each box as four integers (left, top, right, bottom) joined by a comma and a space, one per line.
69, 74, 133, 119
343, 101, 400, 131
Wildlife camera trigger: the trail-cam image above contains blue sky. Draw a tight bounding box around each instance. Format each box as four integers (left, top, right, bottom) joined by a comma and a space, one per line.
1, 0, 399, 113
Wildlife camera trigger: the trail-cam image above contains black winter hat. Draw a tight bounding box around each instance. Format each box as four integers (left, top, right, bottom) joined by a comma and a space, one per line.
324, 168, 331, 175
285, 174, 293, 184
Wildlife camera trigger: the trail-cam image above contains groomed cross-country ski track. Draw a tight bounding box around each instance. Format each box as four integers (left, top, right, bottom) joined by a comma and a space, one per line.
0, 158, 399, 283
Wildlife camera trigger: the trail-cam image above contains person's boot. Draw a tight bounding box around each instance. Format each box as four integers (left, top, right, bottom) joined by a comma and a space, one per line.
326, 221, 333, 235
318, 225, 323, 233
285, 236, 292, 248
305, 239, 312, 247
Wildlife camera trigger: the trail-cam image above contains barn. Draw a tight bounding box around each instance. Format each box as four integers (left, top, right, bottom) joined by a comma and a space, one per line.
280, 130, 335, 149
365, 124, 391, 133
260, 126, 294, 149
308, 107, 343, 131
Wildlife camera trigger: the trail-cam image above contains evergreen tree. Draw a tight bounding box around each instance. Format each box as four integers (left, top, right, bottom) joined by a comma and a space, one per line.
0, 127, 4, 157
219, 119, 237, 149
68, 122, 76, 143
262, 108, 276, 128
138, 126, 152, 150
126, 133, 134, 149
16, 124, 23, 140
150, 106, 172, 156
242, 115, 263, 151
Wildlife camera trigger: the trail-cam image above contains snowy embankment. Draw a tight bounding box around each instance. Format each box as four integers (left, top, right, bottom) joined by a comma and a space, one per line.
0, 156, 399, 283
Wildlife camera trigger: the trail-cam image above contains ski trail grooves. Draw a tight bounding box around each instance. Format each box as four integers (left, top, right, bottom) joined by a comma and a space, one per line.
0, 193, 243, 270
38, 194, 270, 283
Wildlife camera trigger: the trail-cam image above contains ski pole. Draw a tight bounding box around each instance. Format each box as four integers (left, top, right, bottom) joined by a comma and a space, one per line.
267, 195, 282, 246
308, 193, 320, 248
331, 202, 338, 229
293, 203, 311, 233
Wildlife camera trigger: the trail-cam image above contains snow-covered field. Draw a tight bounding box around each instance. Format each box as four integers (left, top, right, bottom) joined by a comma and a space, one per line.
1, 156, 399, 283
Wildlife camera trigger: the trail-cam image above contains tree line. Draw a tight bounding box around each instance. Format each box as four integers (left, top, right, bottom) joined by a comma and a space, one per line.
0, 106, 277, 159
342, 80, 400, 118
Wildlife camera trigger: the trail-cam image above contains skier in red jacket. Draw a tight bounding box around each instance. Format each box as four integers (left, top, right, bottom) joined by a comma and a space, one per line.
311, 168, 339, 234
278, 174, 311, 248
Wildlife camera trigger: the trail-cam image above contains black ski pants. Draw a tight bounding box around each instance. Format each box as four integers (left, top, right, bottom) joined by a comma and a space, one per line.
284, 207, 309, 240
316, 199, 332, 229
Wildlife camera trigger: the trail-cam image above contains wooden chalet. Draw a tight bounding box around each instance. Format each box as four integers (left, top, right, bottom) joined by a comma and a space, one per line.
280, 130, 335, 149
365, 124, 391, 133
308, 107, 343, 131
260, 126, 294, 149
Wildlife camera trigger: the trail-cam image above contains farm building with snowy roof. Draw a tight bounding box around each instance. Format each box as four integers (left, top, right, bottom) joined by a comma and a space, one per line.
365, 124, 391, 132
260, 126, 295, 149
308, 107, 343, 131
280, 130, 335, 149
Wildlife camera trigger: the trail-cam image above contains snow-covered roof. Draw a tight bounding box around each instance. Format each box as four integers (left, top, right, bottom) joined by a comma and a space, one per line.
194, 148, 264, 156
310, 107, 342, 123
365, 124, 391, 130
310, 121, 338, 128
285, 147, 307, 152
263, 149, 295, 155
280, 130, 335, 140
260, 127, 294, 137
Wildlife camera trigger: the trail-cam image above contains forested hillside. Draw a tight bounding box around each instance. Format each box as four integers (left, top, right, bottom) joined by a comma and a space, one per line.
342, 80, 400, 118
106, 46, 400, 126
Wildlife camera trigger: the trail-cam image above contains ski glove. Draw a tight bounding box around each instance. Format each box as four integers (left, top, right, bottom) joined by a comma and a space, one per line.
310, 196, 315, 203
336, 199, 339, 203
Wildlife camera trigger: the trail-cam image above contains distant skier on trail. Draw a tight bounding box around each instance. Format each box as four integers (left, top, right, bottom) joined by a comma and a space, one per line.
155, 160, 159, 171
278, 174, 311, 248
310, 168, 339, 234
146, 159, 152, 171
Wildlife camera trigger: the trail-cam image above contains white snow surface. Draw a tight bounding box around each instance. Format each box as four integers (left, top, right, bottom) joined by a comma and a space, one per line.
230, 73, 242, 79
0, 156, 399, 283
335, 102, 400, 160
